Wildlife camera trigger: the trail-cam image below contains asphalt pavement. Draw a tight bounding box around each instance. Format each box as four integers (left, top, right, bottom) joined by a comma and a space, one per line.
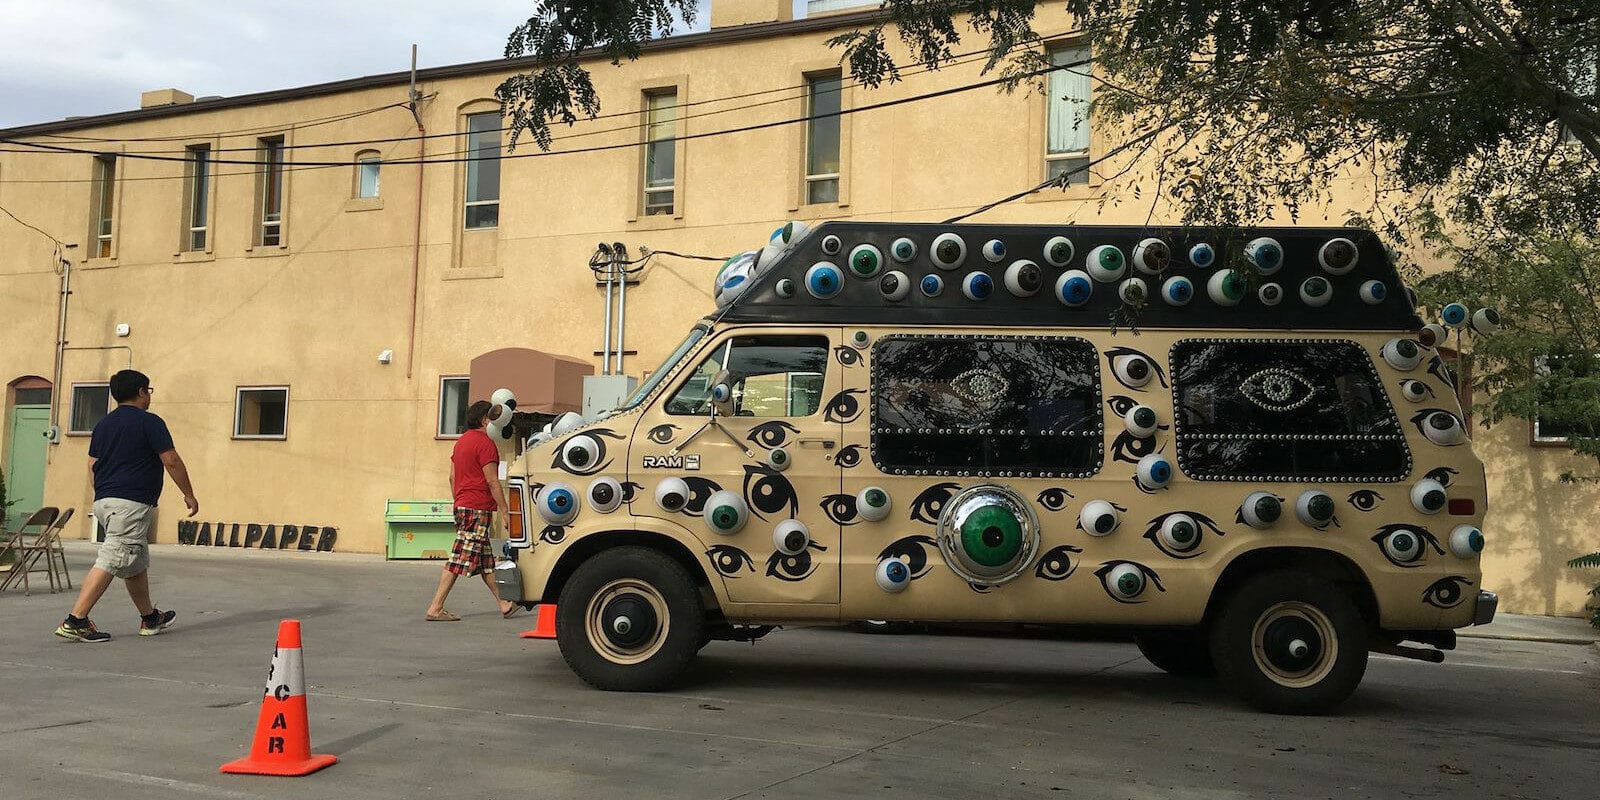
1, 543, 1596, 800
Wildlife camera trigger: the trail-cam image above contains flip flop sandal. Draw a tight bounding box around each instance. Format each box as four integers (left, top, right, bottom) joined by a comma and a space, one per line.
502, 604, 524, 619
425, 611, 462, 622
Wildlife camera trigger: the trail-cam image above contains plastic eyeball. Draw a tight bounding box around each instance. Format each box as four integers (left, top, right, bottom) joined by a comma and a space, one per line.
1244, 237, 1284, 274
805, 262, 844, 299
920, 273, 945, 298
704, 490, 749, 535
1124, 404, 1159, 437
856, 486, 892, 522
1295, 490, 1336, 527
1160, 514, 1201, 553
961, 271, 993, 301
587, 476, 624, 514
1136, 453, 1173, 489
1003, 260, 1043, 297
710, 382, 731, 404
490, 388, 517, 411
770, 220, 809, 248
1043, 236, 1075, 267
981, 239, 1007, 263
820, 234, 841, 256
1400, 380, 1431, 402
1380, 528, 1425, 564
755, 243, 786, 274
930, 232, 967, 269
715, 261, 754, 305
1258, 282, 1284, 306
561, 436, 600, 473
1079, 500, 1121, 536
1240, 491, 1282, 529
1188, 242, 1216, 268
775, 278, 796, 299
552, 411, 584, 435
536, 482, 579, 525
1441, 302, 1469, 327
879, 270, 911, 301
1300, 276, 1333, 307
1104, 562, 1147, 599
1359, 280, 1387, 305
1381, 338, 1423, 371
1207, 269, 1245, 306
773, 519, 811, 556
765, 446, 791, 472
1128, 238, 1168, 275
1318, 237, 1359, 274
1421, 411, 1467, 445
1055, 269, 1093, 307
876, 557, 911, 592
847, 244, 883, 279
890, 237, 917, 263
654, 477, 690, 512
1411, 478, 1447, 515
1086, 245, 1126, 282
1449, 524, 1484, 559
1118, 277, 1149, 305
1162, 276, 1194, 306
1419, 323, 1447, 348
851, 330, 870, 348
1471, 308, 1500, 334
1112, 353, 1155, 389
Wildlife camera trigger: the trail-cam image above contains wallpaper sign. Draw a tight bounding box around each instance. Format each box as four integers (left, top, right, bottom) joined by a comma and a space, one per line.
175, 521, 337, 551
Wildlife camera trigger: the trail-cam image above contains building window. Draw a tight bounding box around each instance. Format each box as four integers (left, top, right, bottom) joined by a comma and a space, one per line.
438, 377, 470, 437
804, 73, 842, 205
355, 152, 381, 198
666, 335, 828, 417
464, 113, 501, 229
89, 154, 116, 258
257, 137, 285, 246
69, 383, 111, 434
14, 387, 52, 406
643, 90, 677, 216
183, 144, 210, 251
234, 387, 289, 440
1045, 44, 1092, 185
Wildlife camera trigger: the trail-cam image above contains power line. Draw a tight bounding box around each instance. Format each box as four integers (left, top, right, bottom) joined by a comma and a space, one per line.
0, 202, 65, 246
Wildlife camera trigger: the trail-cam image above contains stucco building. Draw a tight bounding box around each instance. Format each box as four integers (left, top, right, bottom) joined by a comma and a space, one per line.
0, 1, 1592, 615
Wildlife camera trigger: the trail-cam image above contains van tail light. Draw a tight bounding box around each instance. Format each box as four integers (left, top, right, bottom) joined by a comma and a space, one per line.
1448, 498, 1476, 516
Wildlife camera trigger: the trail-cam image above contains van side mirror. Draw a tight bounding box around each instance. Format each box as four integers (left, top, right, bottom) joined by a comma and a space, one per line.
708, 369, 737, 418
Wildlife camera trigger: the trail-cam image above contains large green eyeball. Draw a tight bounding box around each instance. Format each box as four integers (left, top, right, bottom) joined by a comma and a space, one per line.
1382, 338, 1422, 370
1105, 562, 1147, 599
588, 476, 624, 514
890, 237, 917, 263
1086, 245, 1126, 282
931, 232, 967, 270
1240, 491, 1282, 529
1471, 308, 1500, 335
1300, 276, 1333, 307
1079, 499, 1121, 536
848, 244, 883, 278
1245, 236, 1284, 275
1132, 238, 1170, 275
1318, 237, 1359, 274
1004, 260, 1043, 297
856, 486, 892, 522
959, 505, 1023, 567
704, 490, 749, 535
1124, 404, 1159, 437
1043, 235, 1075, 267
1381, 528, 1424, 563
1410, 478, 1447, 515
936, 485, 1040, 585
1160, 513, 1201, 552
1207, 269, 1245, 306
1294, 489, 1335, 527
1449, 524, 1484, 559
773, 519, 810, 556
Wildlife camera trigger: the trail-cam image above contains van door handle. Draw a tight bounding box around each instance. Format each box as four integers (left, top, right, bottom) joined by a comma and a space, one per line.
798, 438, 836, 449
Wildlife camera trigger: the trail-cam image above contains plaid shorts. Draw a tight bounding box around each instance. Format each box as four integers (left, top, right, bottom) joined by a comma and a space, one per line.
446, 508, 496, 577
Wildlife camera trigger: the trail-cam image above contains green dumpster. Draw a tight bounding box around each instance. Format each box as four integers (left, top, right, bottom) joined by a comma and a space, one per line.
385, 499, 456, 560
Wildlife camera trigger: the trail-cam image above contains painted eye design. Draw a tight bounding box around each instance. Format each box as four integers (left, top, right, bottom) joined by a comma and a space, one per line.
1035, 487, 1074, 511
1110, 429, 1158, 464
1238, 368, 1318, 412
1106, 395, 1138, 417
833, 345, 861, 367
1410, 409, 1467, 446
820, 493, 860, 525
877, 534, 938, 580
824, 389, 865, 424
835, 444, 863, 468
551, 429, 624, 475
908, 482, 961, 525
742, 464, 798, 521
647, 424, 678, 444
680, 477, 725, 516
706, 545, 755, 578
1425, 466, 1459, 487
1104, 347, 1166, 391
1422, 575, 1474, 609
1371, 523, 1443, 568
1427, 355, 1457, 388
619, 481, 643, 504
1141, 511, 1225, 559
765, 541, 826, 582
746, 420, 801, 449
1034, 544, 1084, 581
1347, 489, 1383, 511
1399, 379, 1434, 402
538, 525, 567, 545
1095, 560, 1165, 604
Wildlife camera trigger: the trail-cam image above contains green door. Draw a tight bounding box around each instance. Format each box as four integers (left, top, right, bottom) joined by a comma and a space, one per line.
5, 406, 49, 530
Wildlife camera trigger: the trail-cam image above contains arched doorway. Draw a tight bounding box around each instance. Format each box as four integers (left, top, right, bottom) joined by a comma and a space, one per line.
5, 376, 52, 529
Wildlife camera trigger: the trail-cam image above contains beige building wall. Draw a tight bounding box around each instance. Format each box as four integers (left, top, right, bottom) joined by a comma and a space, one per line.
0, 6, 1591, 614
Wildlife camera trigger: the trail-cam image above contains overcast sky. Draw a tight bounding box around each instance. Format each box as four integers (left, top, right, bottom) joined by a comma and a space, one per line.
0, 1, 816, 129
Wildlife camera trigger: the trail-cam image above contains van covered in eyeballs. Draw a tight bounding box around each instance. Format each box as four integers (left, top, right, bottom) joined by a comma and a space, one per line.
501, 222, 1492, 715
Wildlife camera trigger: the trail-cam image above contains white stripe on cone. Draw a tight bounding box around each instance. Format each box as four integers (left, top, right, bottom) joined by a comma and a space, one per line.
264, 647, 305, 701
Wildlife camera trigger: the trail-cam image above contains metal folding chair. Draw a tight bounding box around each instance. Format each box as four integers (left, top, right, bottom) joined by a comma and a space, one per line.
43, 507, 76, 591
0, 507, 61, 594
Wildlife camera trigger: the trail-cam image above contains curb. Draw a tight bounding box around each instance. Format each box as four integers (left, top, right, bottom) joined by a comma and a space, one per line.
1458, 630, 1600, 646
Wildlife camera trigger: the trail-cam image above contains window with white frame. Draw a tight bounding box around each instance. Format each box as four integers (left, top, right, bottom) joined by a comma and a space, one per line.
234, 387, 289, 439
438, 377, 471, 437
90, 154, 116, 258
464, 113, 501, 229
643, 90, 677, 216
257, 136, 285, 246
355, 152, 381, 199
69, 383, 111, 434
184, 144, 210, 251
804, 73, 842, 205
1045, 44, 1092, 185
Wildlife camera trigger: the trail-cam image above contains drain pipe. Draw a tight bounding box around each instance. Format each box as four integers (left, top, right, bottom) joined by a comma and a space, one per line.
49, 245, 73, 446
404, 44, 426, 379
613, 241, 628, 375
597, 243, 614, 375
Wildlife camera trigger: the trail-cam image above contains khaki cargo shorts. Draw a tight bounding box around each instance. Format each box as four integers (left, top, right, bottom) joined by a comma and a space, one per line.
92, 498, 154, 579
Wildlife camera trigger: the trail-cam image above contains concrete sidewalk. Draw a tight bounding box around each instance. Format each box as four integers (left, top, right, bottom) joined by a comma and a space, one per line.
1459, 611, 1600, 646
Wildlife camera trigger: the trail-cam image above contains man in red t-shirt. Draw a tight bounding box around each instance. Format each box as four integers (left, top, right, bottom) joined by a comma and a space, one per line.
425, 400, 518, 621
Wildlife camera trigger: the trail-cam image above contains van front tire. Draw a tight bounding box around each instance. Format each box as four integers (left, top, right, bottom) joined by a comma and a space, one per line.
556, 547, 705, 691
1209, 571, 1368, 715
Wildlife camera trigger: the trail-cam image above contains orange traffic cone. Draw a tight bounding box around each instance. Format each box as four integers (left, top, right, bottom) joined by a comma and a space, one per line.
220, 619, 338, 776
518, 604, 557, 639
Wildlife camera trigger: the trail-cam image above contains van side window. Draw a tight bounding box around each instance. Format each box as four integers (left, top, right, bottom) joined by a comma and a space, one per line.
1170, 339, 1409, 481
870, 336, 1102, 476
665, 335, 829, 417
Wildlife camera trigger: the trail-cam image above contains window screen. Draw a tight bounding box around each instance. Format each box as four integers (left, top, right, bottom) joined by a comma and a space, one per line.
1171, 339, 1409, 481
871, 336, 1102, 477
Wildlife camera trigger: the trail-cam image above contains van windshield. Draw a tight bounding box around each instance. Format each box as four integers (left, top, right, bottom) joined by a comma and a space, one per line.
614, 324, 710, 413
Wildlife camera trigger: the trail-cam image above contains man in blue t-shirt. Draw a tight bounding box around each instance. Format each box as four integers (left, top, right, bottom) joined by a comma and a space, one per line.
55, 370, 200, 643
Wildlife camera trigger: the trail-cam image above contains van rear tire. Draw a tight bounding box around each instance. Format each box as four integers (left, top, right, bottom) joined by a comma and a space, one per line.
1209, 571, 1368, 715
1134, 630, 1215, 677
556, 547, 705, 691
